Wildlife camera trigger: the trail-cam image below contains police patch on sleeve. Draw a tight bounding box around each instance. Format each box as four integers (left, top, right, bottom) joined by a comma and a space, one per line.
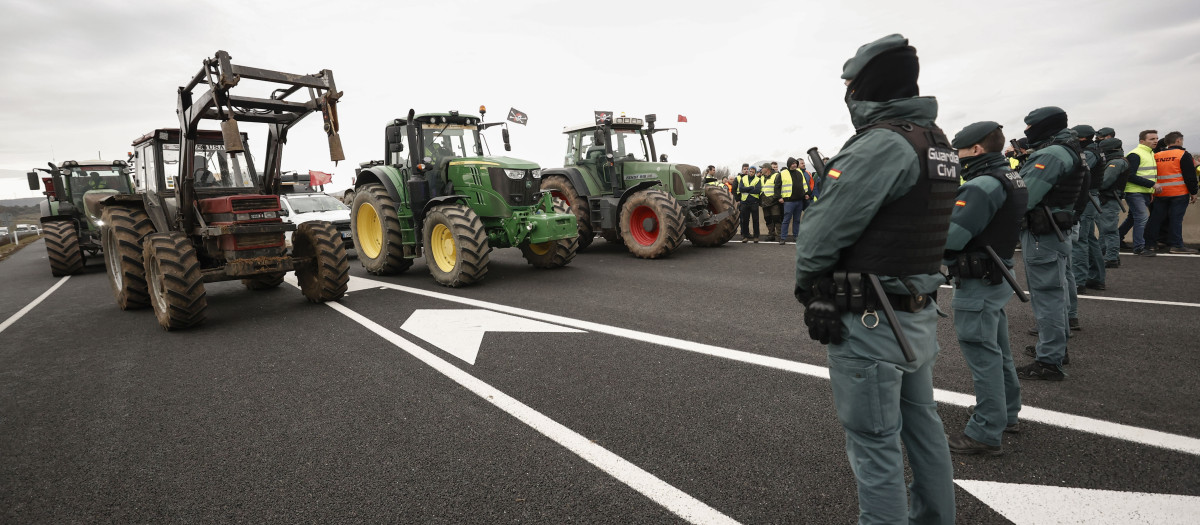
828, 169, 842, 179
926, 147, 960, 182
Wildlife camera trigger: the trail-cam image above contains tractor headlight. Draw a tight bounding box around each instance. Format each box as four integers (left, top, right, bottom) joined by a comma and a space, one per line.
530, 169, 542, 179
235, 213, 251, 221
262, 211, 277, 219
504, 169, 525, 180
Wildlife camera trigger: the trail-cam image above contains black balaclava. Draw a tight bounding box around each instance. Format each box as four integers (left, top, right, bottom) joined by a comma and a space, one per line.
1024, 112, 1068, 145
847, 46, 920, 102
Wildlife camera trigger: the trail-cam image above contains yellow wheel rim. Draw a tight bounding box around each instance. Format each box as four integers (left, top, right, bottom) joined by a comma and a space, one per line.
430, 223, 457, 272
527, 241, 551, 255
356, 203, 383, 259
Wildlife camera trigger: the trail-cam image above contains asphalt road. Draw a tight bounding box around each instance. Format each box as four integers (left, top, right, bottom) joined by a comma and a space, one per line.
2, 236, 1198, 524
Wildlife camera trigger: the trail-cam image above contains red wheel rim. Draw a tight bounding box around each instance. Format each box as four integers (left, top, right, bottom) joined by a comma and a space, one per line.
629, 205, 659, 245
551, 190, 571, 209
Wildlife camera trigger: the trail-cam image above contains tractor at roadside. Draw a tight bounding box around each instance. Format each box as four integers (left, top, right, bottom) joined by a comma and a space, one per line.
98, 50, 349, 330
540, 112, 738, 258
350, 106, 578, 287
27, 160, 136, 276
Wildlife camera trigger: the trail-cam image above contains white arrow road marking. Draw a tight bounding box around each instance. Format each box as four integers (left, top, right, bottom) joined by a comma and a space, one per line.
400, 309, 583, 365
320, 300, 740, 525
344, 276, 1200, 457
0, 276, 69, 335
956, 479, 1200, 525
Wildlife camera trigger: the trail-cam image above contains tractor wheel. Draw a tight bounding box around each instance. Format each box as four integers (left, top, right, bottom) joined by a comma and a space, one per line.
293, 221, 350, 302
423, 202, 490, 287
101, 206, 155, 309
43, 220, 84, 276
684, 185, 740, 247
143, 232, 207, 331
619, 188, 685, 259
352, 183, 413, 275
519, 201, 578, 269
540, 175, 594, 250
242, 272, 285, 290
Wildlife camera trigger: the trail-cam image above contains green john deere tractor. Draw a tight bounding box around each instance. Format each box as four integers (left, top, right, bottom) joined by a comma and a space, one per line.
540, 112, 738, 258
351, 107, 578, 287
27, 160, 137, 276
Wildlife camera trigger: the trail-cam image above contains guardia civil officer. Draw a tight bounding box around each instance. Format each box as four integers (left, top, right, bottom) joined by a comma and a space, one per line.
793, 34, 956, 524
1016, 107, 1084, 381
735, 163, 762, 242
943, 121, 1028, 456
1096, 136, 1129, 267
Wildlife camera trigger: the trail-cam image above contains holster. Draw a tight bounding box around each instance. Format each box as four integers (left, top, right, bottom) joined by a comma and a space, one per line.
947, 253, 1003, 286
826, 271, 929, 314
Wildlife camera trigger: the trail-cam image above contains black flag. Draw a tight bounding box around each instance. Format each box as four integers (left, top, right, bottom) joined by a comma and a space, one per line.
507, 107, 528, 125
594, 111, 613, 125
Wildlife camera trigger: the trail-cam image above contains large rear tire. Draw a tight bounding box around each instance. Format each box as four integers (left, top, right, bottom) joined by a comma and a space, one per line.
540, 175, 594, 250
43, 220, 84, 276
101, 206, 154, 309
351, 183, 413, 275
143, 232, 207, 331
293, 221, 350, 302
423, 203, 489, 287
684, 185, 740, 247
619, 188, 685, 259
519, 201, 578, 269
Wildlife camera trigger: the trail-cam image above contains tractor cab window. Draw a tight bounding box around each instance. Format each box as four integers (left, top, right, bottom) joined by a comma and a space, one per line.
578, 130, 605, 163
610, 129, 647, 161
64, 166, 130, 198
420, 124, 480, 161
564, 133, 582, 166
164, 142, 258, 190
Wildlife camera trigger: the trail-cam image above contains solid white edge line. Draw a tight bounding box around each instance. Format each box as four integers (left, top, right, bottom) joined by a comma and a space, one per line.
348, 276, 1200, 457
0, 276, 69, 335
323, 300, 741, 525
937, 284, 1200, 308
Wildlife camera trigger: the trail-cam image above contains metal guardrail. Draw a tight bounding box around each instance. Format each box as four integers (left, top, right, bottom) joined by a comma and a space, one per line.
0, 230, 40, 247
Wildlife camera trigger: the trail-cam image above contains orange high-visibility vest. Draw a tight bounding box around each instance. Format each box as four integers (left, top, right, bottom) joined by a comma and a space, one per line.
1154, 149, 1188, 197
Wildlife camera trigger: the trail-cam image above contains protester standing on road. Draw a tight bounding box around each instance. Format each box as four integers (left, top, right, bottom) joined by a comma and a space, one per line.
1144, 132, 1199, 254
1118, 130, 1159, 255
735, 163, 762, 242
1016, 107, 1082, 381
943, 121, 1027, 456
793, 34, 956, 524
779, 157, 809, 244
1096, 137, 1129, 268
760, 163, 783, 242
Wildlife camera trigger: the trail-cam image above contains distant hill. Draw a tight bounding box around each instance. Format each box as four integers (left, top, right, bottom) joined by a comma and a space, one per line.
0, 197, 42, 207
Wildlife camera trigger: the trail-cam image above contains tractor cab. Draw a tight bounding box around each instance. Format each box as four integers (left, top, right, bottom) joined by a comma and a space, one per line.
131, 129, 259, 197
28, 160, 133, 232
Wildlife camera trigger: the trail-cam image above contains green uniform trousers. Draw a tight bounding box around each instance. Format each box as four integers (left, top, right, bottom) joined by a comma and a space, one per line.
1066, 224, 1079, 320
826, 302, 955, 525
952, 278, 1021, 446
1021, 229, 1069, 368
1098, 199, 1121, 263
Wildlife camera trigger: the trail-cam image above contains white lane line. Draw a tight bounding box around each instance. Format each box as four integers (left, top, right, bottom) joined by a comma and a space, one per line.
937, 285, 1200, 308
348, 276, 1200, 457
0, 276, 69, 335
323, 300, 741, 525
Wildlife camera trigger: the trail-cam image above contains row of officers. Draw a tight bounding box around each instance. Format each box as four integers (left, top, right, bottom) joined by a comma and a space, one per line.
785, 33, 1167, 524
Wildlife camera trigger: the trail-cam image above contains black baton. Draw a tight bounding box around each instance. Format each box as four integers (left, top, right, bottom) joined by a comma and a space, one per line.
865, 273, 917, 363
1088, 191, 1103, 214
1042, 205, 1067, 242
984, 246, 1029, 302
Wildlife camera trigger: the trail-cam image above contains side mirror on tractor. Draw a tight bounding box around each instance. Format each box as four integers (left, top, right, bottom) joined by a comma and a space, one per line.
502, 127, 511, 152
672, 131, 678, 146
27, 171, 39, 191
593, 129, 605, 146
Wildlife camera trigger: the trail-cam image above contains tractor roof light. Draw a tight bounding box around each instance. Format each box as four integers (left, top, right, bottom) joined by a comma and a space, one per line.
63, 160, 79, 167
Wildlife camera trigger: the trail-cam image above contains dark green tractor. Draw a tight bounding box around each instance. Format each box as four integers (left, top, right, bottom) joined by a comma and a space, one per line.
540, 112, 738, 258
351, 107, 578, 287
28, 160, 136, 276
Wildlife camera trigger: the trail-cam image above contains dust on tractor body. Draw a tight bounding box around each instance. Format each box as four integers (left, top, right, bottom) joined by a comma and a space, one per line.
350, 108, 578, 287
98, 50, 350, 331
27, 160, 137, 276
540, 113, 738, 258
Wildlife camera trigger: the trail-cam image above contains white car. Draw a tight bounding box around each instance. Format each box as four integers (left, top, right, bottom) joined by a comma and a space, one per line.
278, 192, 353, 252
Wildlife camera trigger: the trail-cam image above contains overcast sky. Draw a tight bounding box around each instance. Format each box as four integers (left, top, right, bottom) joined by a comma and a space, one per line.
3, 0, 1200, 199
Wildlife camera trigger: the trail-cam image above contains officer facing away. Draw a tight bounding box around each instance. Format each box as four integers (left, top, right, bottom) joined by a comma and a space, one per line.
943, 121, 1028, 456
793, 34, 956, 524
1016, 107, 1084, 381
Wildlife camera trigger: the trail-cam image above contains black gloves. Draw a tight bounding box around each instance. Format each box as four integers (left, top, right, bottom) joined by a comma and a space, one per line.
804, 298, 844, 345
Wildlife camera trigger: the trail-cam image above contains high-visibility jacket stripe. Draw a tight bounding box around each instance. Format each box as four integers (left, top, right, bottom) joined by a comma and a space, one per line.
1125, 144, 1157, 194
1154, 149, 1188, 197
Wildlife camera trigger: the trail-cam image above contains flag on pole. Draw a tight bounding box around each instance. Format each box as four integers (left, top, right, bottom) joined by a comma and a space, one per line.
309, 170, 333, 187
677, 115, 688, 123
507, 107, 529, 125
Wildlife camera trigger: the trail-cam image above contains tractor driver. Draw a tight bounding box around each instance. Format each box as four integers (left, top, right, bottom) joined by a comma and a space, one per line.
193, 156, 216, 187
87, 171, 108, 190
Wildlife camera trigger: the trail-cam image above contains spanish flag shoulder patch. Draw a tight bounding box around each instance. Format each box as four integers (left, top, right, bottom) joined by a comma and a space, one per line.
828, 169, 842, 179
955, 200, 967, 207
1034, 163, 1045, 169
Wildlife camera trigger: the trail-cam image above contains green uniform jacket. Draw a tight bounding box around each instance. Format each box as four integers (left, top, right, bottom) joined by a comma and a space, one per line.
1020, 129, 1077, 214
943, 152, 1013, 267
794, 96, 946, 296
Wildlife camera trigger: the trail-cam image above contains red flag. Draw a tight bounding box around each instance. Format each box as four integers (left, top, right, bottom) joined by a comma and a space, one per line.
309, 170, 333, 187
677, 114, 688, 123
